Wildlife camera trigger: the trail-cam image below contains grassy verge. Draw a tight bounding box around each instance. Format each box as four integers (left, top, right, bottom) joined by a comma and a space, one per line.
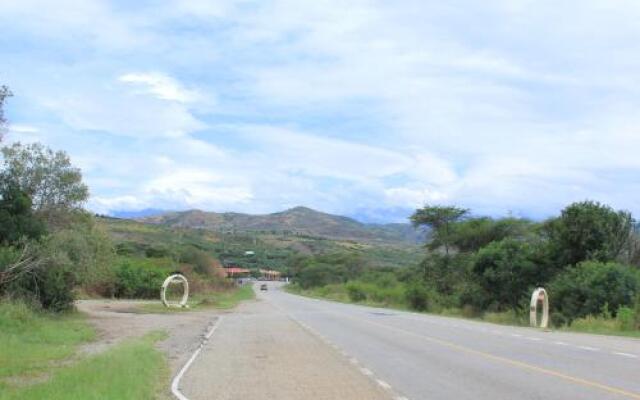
0, 301, 95, 384
286, 285, 640, 337
0, 331, 168, 400
560, 315, 640, 338
1, 300, 169, 399
138, 284, 256, 313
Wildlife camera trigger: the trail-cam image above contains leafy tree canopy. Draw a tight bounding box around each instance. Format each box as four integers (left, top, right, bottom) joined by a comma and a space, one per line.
473, 238, 538, 311
0, 185, 46, 245
544, 200, 633, 267
449, 217, 534, 253
0, 142, 89, 218
549, 260, 640, 323
411, 205, 468, 254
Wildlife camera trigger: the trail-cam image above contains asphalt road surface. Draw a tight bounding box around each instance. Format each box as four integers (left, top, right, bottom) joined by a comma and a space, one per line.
261, 282, 640, 400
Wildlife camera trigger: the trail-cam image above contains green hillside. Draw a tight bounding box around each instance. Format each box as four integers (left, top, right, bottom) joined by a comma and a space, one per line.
139, 206, 426, 245
101, 215, 423, 274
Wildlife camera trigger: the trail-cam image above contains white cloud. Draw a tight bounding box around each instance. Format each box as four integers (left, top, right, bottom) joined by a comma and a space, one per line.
119, 72, 202, 103
4, 0, 640, 220
42, 84, 205, 139
8, 124, 39, 133
385, 187, 448, 208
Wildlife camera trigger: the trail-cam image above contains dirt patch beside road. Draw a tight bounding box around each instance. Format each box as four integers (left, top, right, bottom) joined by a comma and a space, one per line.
76, 299, 228, 398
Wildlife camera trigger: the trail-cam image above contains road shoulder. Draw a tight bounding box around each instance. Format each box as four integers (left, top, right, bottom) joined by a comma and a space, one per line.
180, 297, 395, 400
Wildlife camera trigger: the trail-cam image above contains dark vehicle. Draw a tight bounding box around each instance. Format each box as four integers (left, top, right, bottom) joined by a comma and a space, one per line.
260, 284, 268, 291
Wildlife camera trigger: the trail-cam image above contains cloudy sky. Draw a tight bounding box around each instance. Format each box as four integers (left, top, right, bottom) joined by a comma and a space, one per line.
1, 1, 639, 222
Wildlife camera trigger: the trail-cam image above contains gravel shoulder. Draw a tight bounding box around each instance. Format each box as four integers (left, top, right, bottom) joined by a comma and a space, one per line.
180, 293, 394, 400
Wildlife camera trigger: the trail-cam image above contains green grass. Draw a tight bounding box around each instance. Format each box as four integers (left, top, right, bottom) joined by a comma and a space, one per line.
562, 315, 640, 338
0, 301, 95, 383
0, 331, 168, 400
138, 284, 255, 313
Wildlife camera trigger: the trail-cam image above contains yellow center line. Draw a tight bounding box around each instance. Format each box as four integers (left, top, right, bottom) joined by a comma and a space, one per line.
320, 307, 640, 400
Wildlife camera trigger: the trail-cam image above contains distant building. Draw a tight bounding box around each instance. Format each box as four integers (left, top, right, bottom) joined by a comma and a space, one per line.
259, 269, 281, 281
224, 267, 251, 278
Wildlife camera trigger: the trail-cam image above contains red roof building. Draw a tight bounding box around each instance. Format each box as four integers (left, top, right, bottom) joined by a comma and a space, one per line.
224, 267, 250, 278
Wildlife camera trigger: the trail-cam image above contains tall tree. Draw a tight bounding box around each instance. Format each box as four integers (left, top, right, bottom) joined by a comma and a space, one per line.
544, 200, 634, 267
0, 85, 12, 141
411, 205, 468, 256
0, 142, 89, 228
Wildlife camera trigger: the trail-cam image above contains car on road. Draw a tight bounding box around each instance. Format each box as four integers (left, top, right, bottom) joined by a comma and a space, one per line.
260, 284, 268, 291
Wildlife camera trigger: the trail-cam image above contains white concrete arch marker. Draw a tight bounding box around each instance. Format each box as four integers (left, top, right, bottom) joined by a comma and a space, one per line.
162, 274, 189, 308
530, 287, 549, 329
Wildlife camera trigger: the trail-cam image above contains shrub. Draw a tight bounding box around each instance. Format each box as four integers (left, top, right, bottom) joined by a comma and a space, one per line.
36, 260, 76, 311
369, 284, 405, 305
405, 282, 431, 311
472, 238, 539, 311
1, 241, 77, 312
616, 306, 635, 331
114, 259, 170, 299
346, 282, 367, 302
549, 261, 640, 323
179, 247, 221, 277
145, 245, 171, 258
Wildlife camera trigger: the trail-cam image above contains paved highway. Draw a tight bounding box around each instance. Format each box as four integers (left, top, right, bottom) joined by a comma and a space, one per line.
264, 283, 640, 400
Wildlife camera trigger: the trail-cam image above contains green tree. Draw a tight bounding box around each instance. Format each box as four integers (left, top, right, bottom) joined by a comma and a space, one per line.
0, 85, 12, 140
544, 201, 633, 267
549, 261, 640, 324
473, 239, 538, 311
0, 142, 89, 227
0, 185, 46, 245
46, 216, 116, 296
449, 217, 534, 253
411, 205, 468, 255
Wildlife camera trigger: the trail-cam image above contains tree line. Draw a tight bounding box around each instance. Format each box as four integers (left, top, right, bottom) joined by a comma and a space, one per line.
289, 203, 640, 329
409, 203, 639, 326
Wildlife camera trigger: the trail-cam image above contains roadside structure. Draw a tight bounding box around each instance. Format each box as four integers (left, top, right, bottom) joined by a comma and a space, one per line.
224, 266, 251, 279
260, 269, 281, 281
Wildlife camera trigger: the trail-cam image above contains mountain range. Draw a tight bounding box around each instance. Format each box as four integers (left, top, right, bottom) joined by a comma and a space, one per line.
138, 206, 425, 244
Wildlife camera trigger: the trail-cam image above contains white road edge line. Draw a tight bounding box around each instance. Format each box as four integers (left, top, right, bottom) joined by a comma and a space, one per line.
377, 379, 392, 389
612, 352, 637, 359
171, 316, 223, 400
274, 293, 411, 400
360, 367, 374, 376
578, 346, 599, 352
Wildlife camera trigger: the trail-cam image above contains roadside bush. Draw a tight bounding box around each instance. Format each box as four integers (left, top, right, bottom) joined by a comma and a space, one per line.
296, 263, 343, 289
405, 282, 431, 311
114, 259, 170, 298
473, 238, 539, 311
455, 280, 489, 315
549, 261, 640, 323
36, 259, 76, 311
46, 221, 116, 296
179, 247, 222, 277
369, 284, 405, 305
346, 282, 368, 302
1, 240, 77, 312
616, 306, 635, 331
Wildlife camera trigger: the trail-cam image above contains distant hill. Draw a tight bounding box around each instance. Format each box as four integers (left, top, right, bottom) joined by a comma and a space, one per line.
139, 206, 426, 244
